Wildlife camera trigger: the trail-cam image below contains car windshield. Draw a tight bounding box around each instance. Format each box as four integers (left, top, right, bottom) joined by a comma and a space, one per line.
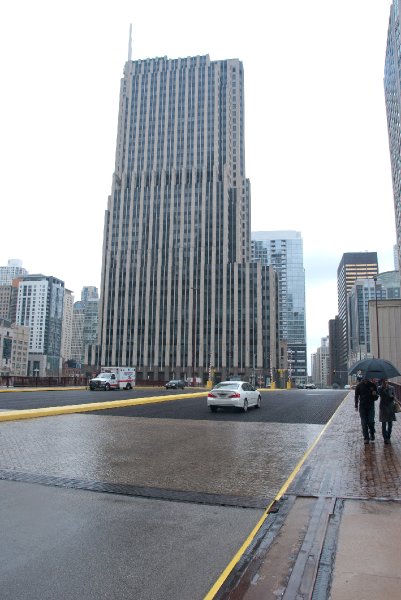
214, 383, 240, 390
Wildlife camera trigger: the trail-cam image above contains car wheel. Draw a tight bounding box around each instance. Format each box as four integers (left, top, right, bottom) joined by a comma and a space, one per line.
255, 395, 261, 409
209, 406, 218, 413
105, 383, 110, 391
243, 399, 248, 413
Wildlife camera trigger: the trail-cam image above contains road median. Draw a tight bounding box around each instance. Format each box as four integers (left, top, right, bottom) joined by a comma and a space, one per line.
0, 392, 208, 422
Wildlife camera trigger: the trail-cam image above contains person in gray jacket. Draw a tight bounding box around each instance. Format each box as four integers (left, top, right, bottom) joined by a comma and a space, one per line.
378, 379, 396, 444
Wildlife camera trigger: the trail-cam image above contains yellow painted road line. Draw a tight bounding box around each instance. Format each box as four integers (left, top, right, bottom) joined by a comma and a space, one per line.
0, 392, 208, 422
203, 393, 349, 600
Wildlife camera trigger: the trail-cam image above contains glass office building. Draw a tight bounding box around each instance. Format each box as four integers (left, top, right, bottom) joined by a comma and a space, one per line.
251, 231, 307, 384
336, 252, 378, 385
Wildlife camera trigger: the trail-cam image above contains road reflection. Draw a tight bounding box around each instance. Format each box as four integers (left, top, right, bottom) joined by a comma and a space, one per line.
0, 414, 323, 499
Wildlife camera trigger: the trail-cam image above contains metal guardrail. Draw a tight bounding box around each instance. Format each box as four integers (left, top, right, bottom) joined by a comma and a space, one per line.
9, 376, 87, 388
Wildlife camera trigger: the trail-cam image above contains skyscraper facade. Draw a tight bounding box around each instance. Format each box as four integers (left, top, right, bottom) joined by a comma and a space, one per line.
98, 54, 277, 382
311, 337, 329, 388
251, 231, 307, 385
15, 274, 65, 376
347, 277, 386, 363
328, 316, 343, 387
336, 252, 378, 384
61, 289, 74, 364
385, 2, 401, 274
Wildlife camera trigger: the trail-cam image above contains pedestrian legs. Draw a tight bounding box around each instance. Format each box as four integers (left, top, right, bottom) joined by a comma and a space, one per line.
360, 405, 375, 443
382, 421, 393, 443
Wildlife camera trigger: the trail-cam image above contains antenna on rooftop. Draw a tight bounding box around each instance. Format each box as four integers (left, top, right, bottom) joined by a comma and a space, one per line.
128, 24, 132, 61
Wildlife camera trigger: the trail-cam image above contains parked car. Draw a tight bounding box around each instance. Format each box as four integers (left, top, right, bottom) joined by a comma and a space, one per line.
305, 383, 317, 389
165, 379, 185, 389
207, 381, 261, 413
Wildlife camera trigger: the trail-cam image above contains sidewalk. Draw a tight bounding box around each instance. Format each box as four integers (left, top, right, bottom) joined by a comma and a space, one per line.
217, 392, 401, 599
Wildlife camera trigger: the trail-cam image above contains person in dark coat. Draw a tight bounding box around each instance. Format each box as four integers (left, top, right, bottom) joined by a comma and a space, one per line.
378, 379, 396, 444
355, 377, 378, 444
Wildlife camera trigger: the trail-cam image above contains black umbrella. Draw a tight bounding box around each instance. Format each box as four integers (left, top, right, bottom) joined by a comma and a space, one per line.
349, 358, 401, 380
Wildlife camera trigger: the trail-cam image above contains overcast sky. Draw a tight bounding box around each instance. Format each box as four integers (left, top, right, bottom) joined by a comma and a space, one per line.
0, 0, 396, 363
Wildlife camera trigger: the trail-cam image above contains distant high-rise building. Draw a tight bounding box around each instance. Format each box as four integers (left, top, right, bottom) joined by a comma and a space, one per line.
251, 231, 307, 384
328, 316, 343, 387
0, 259, 28, 285
70, 303, 85, 365
337, 252, 378, 384
377, 270, 401, 299
312, 337, 329, 388
81, 286, 98, 308
98, 54, 277, 381
83, 298, 99, 347
385, 3, 401, 276
69, 288, 99, 367
61, 289, 74, 364
348, 278, 386, 363
16, 274, 65, 376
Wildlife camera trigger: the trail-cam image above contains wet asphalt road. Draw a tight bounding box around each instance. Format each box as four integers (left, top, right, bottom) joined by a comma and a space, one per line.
0, 388, 345, 424
0, 388, 347, 599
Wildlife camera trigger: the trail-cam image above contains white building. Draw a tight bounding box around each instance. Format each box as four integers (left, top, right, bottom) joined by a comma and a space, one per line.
16, 275, 65, 376
0, 259, 28, 285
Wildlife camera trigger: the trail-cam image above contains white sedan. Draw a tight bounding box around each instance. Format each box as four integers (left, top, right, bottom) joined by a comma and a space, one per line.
207, 381, 261, 413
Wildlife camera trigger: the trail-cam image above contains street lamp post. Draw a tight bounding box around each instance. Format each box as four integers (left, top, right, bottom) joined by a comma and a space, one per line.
373, 276, 380, 359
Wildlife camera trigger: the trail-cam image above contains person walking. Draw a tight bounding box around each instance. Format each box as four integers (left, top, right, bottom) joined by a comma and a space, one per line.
378, 379, 396, 444
355, 376, 378, 444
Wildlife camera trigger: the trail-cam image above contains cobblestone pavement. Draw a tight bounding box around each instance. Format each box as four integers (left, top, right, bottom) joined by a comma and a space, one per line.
288, 392, 401, 500
0, 414, 322, 502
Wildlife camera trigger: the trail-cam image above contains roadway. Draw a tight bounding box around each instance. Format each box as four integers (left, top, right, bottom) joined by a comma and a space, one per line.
0, 388, 347, 600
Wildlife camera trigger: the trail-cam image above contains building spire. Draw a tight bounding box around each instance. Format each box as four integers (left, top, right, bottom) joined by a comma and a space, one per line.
128, 24, 132, 61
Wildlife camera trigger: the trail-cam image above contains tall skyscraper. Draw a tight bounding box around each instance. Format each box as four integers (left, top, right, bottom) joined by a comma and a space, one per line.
328, 316, 343, 387
251, 231, 307, 385
385, 2, 401, 274
98, 54, 277, 382
16, 274, 65, 376
61, 289, 74, 364
336, 252, 378, 384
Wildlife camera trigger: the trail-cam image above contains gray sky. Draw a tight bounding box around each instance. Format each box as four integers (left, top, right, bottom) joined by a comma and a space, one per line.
0, 0, 396, 361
